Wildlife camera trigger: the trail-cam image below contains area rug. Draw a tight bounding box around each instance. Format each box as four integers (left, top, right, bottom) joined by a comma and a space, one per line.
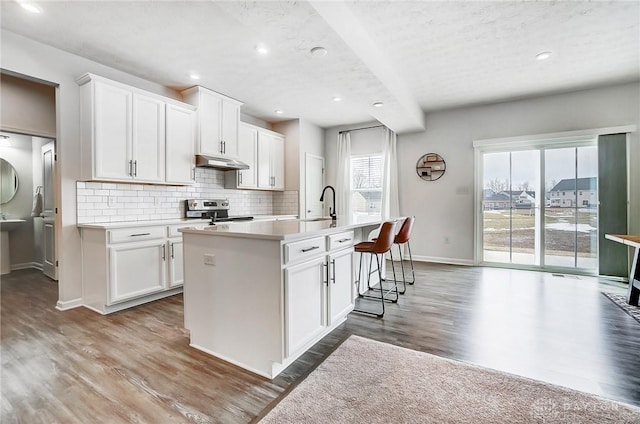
259, 335, 640, 423
603, 292, 640, 324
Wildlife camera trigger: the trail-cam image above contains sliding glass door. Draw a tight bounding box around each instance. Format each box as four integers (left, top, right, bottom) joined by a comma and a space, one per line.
480, 141, 598, 273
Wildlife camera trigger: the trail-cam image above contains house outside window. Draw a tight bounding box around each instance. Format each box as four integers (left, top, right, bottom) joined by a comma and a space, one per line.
351, 154, 382, 222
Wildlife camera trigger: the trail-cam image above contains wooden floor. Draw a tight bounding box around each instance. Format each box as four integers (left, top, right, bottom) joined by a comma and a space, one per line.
2, 263, 639, 423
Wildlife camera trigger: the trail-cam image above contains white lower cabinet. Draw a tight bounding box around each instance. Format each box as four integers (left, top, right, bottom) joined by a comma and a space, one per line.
168, 238, 184, 288
284, 256, 327, 357
282, 231, 354, 358
109, 241, 166, 303
80, 224, 188, 314
328, 247, 354, 325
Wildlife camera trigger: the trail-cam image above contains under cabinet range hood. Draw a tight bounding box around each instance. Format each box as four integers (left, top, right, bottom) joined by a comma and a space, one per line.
195, 154, 249, 170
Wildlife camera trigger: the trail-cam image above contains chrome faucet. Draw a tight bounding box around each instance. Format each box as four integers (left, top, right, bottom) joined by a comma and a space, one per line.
319, 185, 337, 221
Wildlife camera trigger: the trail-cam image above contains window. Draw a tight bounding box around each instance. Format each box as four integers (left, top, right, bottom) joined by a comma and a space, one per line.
351, 154, 382, 222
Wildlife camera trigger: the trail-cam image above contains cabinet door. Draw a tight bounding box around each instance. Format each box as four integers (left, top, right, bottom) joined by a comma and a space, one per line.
132, 94, 165, 182
271, 134, 285, 190
198, 90, 222, 155
166, 104, 196, 184
328, 248, 354, 325
257, 131, 273, 189
284, 256, 327, 357
221, 99, 240, 158
109, 241, 166, 304
94, 81, 132, 180
237, 123, 258, 188
168, 239, 184, 288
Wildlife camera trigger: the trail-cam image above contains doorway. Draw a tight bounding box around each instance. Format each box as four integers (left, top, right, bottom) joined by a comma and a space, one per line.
479, 139, 599, 273
305, 154, 324, 219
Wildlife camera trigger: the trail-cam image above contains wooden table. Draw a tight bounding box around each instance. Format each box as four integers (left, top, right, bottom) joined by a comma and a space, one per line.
605, 234, 640, 306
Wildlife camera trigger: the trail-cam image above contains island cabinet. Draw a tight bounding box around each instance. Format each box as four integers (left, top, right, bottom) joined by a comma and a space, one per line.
79, 222, 194, 314
181, 86, 242, 159
181, 221, 366, 379
77, 73, 196, 185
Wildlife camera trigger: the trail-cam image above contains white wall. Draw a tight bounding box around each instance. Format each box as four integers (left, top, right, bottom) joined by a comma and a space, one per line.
400, 82, 640, 264
1, 30, 185, 308
325, 83, 640, 264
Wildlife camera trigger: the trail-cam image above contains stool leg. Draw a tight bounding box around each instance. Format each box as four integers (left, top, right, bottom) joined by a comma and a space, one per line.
355, 250, 364, 296
396, 244, 407, 294
388, 247, 405, 295
374, 253, 385, 317
407, 241, 415, 285
389, 253, 399, 303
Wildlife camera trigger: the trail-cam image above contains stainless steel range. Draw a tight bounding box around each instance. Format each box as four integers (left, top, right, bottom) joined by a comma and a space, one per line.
184, 199, 254, 223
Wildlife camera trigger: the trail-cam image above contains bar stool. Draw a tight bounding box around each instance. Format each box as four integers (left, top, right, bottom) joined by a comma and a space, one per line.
394, 216, 416, 292
353, 220, 399, 318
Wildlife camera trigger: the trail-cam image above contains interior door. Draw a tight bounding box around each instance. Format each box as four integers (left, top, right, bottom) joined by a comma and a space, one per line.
42, 141, 57, 280
305, 154, 324, 219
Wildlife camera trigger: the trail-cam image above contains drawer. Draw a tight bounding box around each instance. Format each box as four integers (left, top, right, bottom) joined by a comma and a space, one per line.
108, 226, 165, 244
327, 231, 355, 251
284, 236, 327, 265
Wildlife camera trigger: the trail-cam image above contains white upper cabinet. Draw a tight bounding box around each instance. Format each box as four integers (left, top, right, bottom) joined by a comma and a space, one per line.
258, 130, 285, 191
92, 80, 132, 180
165, 104, 196, 184
77, 73, 196, 185
132, 93, 165, 183
181, 86, 242, 159
237, 123, 258, 188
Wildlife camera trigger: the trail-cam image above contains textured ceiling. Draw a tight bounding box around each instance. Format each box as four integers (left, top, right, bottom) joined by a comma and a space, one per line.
1, 1, 638, 133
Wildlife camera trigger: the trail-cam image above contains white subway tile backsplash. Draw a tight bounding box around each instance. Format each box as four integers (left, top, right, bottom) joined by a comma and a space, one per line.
76, 167, 299, 224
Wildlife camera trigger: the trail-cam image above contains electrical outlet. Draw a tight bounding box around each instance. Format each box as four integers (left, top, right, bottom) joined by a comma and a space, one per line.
154, 197, 161, 207
204, 254, 215, 266
107, 197, 115, 207
444, 237, 450, 244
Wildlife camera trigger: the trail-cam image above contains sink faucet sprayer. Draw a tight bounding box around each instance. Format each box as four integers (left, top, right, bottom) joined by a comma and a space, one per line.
319, 185, 337, 221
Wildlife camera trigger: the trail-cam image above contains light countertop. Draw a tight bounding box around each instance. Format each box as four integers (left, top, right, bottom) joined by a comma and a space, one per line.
77, 215, 298, 229
179, 217, 397, 241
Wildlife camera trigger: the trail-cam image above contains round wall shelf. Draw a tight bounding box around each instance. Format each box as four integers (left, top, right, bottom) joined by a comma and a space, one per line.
416, 153, 446, 181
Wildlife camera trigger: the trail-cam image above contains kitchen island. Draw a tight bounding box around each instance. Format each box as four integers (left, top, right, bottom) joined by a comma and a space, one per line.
179, 217, 388, 379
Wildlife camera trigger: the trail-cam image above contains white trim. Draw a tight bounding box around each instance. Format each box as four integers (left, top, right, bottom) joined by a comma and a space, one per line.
411, 255, 474, 266
56, 298, 83, 311
473, 125, 636, 149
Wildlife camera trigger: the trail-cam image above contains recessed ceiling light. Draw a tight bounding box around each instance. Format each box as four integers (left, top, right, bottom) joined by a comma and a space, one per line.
189, 73, 200, 80
333, 97, 342, 102
19, 1, 42, 13
536, 51, 552, 61
372, 102, 384, 108
255, 44, 270, 55
310, 47, 328, 57
275, 110, 284, 115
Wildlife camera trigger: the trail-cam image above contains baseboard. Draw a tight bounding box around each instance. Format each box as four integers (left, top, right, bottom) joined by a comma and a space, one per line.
56, 298, 83, 311
409, 255, 475, 266
11, 262, 43, 271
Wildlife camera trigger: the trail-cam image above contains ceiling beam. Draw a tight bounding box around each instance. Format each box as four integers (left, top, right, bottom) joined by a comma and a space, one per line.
309, 1, 426, 134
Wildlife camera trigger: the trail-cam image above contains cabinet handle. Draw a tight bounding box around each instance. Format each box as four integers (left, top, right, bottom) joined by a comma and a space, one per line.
301, 246, 320, 253
331, 259, 336, 284
129, 233, 151, 237
223, 140, 226, 154
170, 242, 175, 259
239, 172, 242, 184
220, 140, 224, 154
337, 238, 352, 243
323, 262, 329, 286
133, 160, 137, 177
128, 160, 133, 176
191, 166, 196, 180
161, 244, 166, 260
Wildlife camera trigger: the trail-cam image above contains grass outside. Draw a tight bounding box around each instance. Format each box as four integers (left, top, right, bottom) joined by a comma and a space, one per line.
483, 208, 597, 257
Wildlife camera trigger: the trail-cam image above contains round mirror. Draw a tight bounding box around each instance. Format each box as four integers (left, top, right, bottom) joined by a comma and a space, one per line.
0, 158, 19, 204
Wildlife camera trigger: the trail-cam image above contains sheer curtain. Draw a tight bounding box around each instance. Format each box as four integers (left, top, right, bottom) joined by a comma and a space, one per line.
335, 131, 351, 221
381, 127, 399, 219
